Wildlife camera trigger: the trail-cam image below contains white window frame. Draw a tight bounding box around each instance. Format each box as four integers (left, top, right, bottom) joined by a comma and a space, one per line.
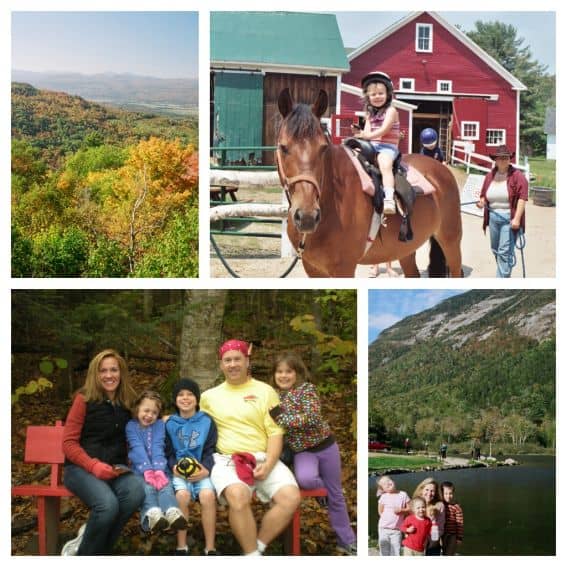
416, 23, 433, 53
399, 78, 415, 91
461, 121, 480, 140
437, 80, 452, 93
485, 129, 506, 146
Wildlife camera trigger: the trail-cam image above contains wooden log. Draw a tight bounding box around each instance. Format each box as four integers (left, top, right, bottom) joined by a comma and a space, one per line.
210, 204, 288, 222
210, 170, 280, 187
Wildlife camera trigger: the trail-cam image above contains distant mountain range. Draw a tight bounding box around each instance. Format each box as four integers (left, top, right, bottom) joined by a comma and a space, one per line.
369, 289, 555, 433
12, 70, 198, 116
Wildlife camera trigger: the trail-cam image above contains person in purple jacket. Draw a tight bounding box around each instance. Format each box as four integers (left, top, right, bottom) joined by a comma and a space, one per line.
126, 391, 188, 533
270, 352, 357, 556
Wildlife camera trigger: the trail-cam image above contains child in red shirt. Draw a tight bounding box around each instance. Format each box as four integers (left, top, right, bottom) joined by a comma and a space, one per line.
401, 497, 432, 556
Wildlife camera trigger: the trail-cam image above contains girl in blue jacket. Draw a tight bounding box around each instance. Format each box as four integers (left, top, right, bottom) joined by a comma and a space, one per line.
126, 390, 188, 533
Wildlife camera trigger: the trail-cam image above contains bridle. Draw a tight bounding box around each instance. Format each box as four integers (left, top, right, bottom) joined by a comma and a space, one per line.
276, 149, 322, 207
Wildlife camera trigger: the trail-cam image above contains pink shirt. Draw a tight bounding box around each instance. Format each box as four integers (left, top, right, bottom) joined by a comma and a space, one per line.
378, 491, 410, 529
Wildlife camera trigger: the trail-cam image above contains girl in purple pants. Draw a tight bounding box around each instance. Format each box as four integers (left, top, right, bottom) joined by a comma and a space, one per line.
269, 352, 357, 555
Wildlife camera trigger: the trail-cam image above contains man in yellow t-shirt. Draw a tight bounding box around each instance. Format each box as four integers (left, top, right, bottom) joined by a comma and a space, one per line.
200, 339, 300, 556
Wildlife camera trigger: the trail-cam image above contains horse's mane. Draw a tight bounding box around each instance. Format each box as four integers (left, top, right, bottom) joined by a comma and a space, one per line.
280, 103, 322, 140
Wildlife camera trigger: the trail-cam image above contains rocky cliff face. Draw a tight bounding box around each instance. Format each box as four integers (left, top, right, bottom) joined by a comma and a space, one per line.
368, 290, 556, 425
372, 290, 555, 364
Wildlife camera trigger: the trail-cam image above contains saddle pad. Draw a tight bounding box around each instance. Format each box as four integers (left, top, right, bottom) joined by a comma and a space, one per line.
403, 163, 436, 195
341, 145, 375, 195
341, 145, 436, 196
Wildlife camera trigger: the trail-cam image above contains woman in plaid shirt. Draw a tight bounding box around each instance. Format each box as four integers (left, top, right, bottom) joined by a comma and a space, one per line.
269, 352, 357, 555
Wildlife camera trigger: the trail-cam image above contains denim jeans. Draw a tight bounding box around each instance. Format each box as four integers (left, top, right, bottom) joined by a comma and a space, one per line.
140, 479, 179, 531
63, 464, 145, 555
489, 209, 517, 278
379, 527, 403, 555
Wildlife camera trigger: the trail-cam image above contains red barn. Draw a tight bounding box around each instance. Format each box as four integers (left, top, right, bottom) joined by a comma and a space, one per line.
341, 11, 526, 160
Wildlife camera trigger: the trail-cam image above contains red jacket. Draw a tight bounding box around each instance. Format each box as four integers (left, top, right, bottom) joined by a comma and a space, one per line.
480, 166, 529, 233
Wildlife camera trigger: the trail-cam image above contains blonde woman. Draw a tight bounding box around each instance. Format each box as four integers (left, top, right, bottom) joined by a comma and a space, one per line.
61, 349, 144, 555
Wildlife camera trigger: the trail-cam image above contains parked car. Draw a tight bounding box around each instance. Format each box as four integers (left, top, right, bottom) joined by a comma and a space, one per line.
368, 440, 391, 451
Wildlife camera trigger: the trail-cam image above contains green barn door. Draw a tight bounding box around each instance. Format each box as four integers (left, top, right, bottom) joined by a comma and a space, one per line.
213, 71, 263, 163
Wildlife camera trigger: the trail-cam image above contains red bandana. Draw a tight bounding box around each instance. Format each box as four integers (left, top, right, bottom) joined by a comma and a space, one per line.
218, 339, 249, 359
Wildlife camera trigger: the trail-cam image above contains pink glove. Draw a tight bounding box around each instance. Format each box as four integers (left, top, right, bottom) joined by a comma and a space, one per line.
144, 470, 158, 488
153, 470, 169, 491
92, 461, 117, 481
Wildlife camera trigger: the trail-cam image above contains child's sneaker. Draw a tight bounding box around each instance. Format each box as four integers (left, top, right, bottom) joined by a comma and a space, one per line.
336, 542, 357, 555
146, 507, 168, 532
383, 199, 396, 215
202, 549, 219, 555
165, 507, 188, 530
174, 547, 188, 555
61, 523, 86, 556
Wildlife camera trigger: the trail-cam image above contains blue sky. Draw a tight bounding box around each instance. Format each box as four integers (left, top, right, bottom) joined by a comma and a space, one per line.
334, 11, 556, 74
12, 12, 198, 79
368, 290, 468, 343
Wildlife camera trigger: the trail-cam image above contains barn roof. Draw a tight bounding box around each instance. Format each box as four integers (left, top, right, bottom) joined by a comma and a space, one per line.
348, 11, 527, 91
211, 12, 349, 73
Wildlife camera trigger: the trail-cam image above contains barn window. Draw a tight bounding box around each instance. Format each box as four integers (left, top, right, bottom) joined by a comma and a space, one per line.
486, 129, 506, 146
437, 80, 452, 93
416, 23, 433, 52
461, 121, 480, 140
399, 78, 415, 91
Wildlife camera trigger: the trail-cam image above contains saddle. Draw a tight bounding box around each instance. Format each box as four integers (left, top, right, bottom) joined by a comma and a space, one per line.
343, 137, 415, 241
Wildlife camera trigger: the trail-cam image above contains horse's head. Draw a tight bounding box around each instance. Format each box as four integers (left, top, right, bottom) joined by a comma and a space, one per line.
277, 88, 329, 233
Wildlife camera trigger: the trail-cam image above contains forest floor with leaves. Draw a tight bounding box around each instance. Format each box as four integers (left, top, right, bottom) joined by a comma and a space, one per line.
11, 354, 357, 556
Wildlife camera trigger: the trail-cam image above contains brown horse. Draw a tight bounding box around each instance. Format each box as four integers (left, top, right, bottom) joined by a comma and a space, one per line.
276, 88, 463, 277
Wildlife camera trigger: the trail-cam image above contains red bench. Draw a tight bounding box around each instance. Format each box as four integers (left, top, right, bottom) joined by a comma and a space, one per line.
11, 421, 72, 555
12, 421, 327, 555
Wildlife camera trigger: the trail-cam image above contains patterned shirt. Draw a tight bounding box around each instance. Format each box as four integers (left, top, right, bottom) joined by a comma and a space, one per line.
272, 382, 333, 453
444, 502, 464, 541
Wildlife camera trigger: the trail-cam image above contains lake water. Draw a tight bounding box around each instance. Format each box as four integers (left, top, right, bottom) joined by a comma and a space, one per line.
368, 455, 555, 555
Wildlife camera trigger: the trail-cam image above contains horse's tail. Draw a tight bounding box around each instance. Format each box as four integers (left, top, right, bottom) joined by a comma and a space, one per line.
428, 237, 447, 277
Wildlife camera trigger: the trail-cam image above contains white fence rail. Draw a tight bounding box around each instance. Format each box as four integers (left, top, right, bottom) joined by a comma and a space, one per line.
450, 141, 530, 181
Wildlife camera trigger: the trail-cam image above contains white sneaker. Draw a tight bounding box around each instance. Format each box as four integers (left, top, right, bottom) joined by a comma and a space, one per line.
146, 507, 168, 532
383, 199, 396, 215
61, 523, 86, 556
165, 507, 188, 530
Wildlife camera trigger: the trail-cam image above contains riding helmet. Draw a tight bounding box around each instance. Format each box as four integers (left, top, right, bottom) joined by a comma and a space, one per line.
361, 70, 394, 105
420, 128, 438, 148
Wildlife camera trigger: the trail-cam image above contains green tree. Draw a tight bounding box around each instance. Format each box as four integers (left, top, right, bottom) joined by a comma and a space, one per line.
466, 20, 554, 156
31, 226, 89, 277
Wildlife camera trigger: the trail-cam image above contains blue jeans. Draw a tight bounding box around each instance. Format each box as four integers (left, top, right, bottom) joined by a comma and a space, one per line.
140, 478, 179, 531
489, 209, 517, 278
63, 464, 145, 555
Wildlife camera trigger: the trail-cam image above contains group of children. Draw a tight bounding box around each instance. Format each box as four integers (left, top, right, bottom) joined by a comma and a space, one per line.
125, 352, 355, 555
377, 475, 464, 556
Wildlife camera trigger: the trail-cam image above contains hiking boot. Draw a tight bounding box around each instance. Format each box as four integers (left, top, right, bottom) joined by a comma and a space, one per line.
61, 523, 86, 556
165, 507, 188, 530
336, 542, 357, 556
146, 507, 168, 532
383, 198, 396, 215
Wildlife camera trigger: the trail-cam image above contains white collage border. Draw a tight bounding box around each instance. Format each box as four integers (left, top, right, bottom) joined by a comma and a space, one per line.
2, 0, 564, 564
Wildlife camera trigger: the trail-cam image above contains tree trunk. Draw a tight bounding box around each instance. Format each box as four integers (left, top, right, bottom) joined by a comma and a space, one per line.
178, 290, 228, 390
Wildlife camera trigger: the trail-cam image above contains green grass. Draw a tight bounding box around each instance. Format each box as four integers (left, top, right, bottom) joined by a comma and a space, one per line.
369, 453, 439, 471
528, 156, 556, 189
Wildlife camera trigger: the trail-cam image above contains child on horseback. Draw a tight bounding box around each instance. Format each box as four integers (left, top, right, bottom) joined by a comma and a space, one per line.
354, 70, 400, 215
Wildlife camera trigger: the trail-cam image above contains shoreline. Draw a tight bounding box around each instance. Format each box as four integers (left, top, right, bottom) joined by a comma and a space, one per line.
368, 454, 524, 476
